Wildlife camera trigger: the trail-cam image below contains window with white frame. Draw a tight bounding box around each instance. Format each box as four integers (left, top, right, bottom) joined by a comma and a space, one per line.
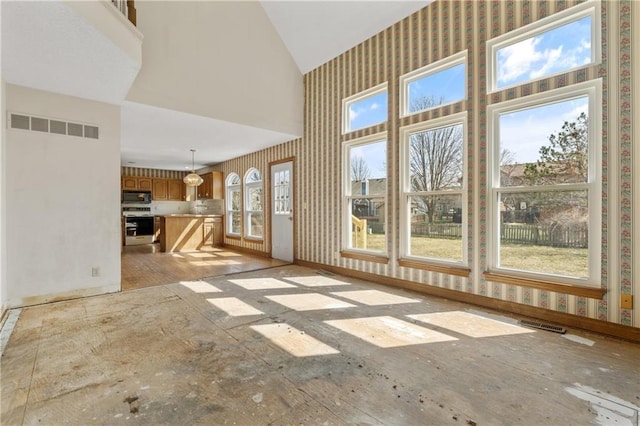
244, 168, 263, 239
487, 80, 601, 286
225, 173, 241, 236
342, 83, 388, 134
343, 133, 387, 254
400, 51, 467, 117
487, 1, 600, 93
400, 113, 467, 264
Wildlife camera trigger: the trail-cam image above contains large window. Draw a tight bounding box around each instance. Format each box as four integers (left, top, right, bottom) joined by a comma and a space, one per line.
343, 133, 387, 254
244, 168, 263, 239
225, 173, 241, 236
487, 80, 601, 286
487, 1, 600, 93
400, 113, 467, 265
342, 83, 388, 134
400, 51, 467, 117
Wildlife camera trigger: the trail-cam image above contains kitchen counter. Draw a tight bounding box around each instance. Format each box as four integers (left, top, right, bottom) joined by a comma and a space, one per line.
159, 215, 224, 252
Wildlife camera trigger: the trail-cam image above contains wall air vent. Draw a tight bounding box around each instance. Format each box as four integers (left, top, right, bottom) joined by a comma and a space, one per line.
8, 112, 99, 140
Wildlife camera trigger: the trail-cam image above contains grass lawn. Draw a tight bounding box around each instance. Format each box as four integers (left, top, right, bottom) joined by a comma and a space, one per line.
358, 234, 588, 278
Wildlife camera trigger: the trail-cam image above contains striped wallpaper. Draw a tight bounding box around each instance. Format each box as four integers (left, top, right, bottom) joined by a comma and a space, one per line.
215, 1, 635, 328
120, 166, 188, 179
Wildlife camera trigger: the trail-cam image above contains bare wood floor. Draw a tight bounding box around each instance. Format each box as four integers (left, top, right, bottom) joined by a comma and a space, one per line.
121, 243, 287, 291
2, 265, 639, 424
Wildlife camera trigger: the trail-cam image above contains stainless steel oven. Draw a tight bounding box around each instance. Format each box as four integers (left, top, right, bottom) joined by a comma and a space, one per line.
122, 206, 155, 246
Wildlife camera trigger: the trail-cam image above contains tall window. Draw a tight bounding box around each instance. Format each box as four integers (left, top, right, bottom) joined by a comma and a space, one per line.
487, 80, 601, 286
343, 133, 387, 254
342, 83, 388, 134
487, 1, 600, 93
244, 168, 263, 239
400, 113, 467, 264
226, 173, 241, 236
400, 51, 467, 117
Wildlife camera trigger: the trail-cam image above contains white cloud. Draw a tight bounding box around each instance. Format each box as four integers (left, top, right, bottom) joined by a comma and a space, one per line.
349, 106, 360, 122
497, 37, 544, 84
529, 45, 563, 79
370, 102, 379, 110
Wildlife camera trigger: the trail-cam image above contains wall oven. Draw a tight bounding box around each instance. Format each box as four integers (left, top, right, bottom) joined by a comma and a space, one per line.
122, 206, 155, 246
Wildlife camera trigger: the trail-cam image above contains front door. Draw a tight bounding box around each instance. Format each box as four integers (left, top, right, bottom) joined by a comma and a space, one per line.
271, 160, 294, 262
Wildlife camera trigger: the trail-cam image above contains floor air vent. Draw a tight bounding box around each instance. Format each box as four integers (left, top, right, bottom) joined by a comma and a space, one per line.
9, 113, 99, 140
519, 320, 566, 334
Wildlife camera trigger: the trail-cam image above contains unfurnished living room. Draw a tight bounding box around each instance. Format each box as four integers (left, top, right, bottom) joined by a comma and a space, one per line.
1, 1, 639, 425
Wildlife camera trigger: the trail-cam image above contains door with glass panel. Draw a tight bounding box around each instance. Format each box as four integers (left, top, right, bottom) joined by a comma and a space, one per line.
271, 160, 294, 262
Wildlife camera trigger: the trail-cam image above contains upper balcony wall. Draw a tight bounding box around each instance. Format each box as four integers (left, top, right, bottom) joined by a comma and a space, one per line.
1, 0, 143, 105
126, 1, 303, 138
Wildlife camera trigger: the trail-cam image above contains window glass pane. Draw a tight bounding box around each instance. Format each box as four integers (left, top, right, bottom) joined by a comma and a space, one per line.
498, 190, 588, 278
228, 174, 240, 185
409, 194, 463, 261
246, 169, 261, 183
349, 199, 385, 251
248, 187, 262, 211
249, 213, 263, 238
231, 212, 242, 234
496, 16, 592, 89
409, 124, 463, 192
408, 63, 465, 113
231, 189, 241, 211
499, 97, 589, 187
350, 140, 386, 195
347, 91, 387, 132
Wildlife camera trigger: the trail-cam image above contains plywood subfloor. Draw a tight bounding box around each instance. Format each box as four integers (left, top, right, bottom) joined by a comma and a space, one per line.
2, 265, 639, 425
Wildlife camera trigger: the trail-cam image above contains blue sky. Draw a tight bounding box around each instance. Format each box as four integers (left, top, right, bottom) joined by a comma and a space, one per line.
497, 16, 591, 88
350, 140, 387, 179
500, 96, 588, 164
348, 92, 387, 131
408, 63, 465, 111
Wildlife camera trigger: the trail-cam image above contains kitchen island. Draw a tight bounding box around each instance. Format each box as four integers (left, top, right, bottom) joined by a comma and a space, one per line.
158, 214, 223, 252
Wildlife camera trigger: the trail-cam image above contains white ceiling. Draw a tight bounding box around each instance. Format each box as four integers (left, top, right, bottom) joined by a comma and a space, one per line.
3, 0, 432, 171
261, 1, 433, 74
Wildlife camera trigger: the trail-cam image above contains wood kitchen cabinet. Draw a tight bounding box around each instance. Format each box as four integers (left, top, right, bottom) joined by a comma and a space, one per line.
167, 179, 184, 201
152, 179, 168, 200
122, 176, 152, 191
197, 172, 223, 199
203, 216, 223, 246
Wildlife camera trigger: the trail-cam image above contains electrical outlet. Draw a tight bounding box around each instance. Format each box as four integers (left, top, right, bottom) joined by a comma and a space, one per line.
91, 267, 100, 277
333, 251, 340, 260
620, 294, 633, 310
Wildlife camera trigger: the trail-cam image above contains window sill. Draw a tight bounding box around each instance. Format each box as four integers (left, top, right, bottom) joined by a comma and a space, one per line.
398, 259, 471, 277
340, 251, 389, 264
245, 237, 264, 243
225, 234, 242, 241
483, 271, 606, 299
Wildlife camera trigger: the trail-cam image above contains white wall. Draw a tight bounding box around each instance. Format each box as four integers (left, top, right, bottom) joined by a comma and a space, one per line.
127, 1, 303, 137
1, 79, 7, 316
5, 84, 121, 307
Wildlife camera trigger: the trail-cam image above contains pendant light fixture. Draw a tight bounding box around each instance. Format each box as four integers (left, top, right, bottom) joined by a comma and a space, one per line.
183, 149, 204, 187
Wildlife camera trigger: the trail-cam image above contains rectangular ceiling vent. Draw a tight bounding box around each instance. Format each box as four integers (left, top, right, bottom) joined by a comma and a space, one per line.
8, 113, 99, 140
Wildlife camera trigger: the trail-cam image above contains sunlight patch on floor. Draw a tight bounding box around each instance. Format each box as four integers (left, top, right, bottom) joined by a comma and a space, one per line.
407, 311, 536, 338
266, 293, 356, 311
229, 278, 297, 290
186, 253, 218, 259
207, 297, 264, 317
250, 323, 340, 357
284, 276, 351, 287
331, 290, 420, 306
179, 281, 222, 293
190, 260, 242, 266
325, 316, 457, 348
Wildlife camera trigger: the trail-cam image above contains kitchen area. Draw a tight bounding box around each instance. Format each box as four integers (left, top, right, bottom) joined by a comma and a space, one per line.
121, 171, 224, 251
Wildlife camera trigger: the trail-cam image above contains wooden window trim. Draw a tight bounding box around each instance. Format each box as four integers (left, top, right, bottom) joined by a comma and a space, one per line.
483, 271, 606, 299
244, 236, 264, 244
340, 251, 389, 264
225, 235, 242, 241
398, 259, 471, 277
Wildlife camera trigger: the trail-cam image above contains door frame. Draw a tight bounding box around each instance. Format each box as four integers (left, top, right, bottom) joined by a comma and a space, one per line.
268, 157, 296, 261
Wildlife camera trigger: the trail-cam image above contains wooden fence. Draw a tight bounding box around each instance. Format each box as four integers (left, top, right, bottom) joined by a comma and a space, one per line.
411, 222, 588, 248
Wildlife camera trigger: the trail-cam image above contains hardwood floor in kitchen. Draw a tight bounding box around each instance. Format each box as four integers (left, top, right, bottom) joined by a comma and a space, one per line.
121, 243, 287, 290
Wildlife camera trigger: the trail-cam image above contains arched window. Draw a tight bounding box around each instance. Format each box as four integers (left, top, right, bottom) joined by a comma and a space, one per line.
225, 173, 241, 236
244, 168, 263, 239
